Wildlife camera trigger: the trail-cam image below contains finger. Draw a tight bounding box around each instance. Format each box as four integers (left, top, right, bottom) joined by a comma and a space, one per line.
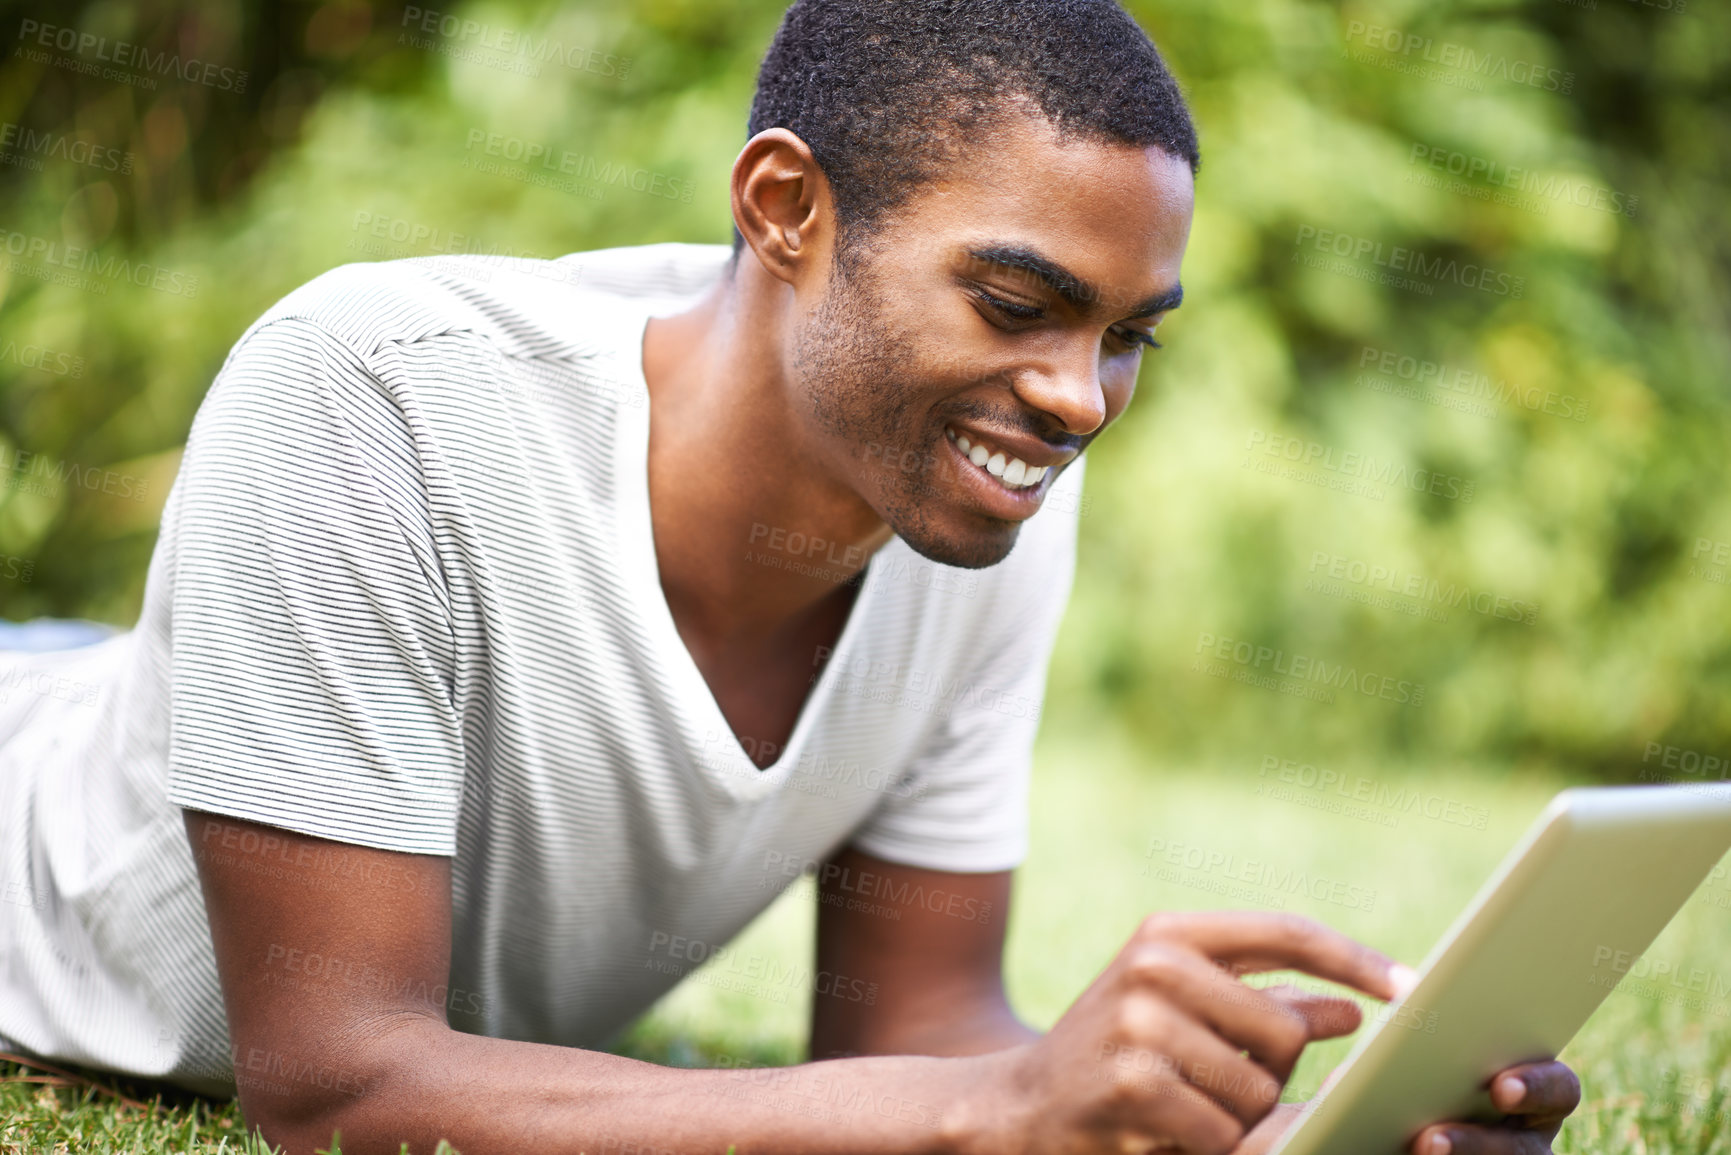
1139, 912, 1405, 1002
1115, 945, 1313, 1086
1488, 1060, 1580, 1120
1101, 982, 1286, 1129
1117, 1068, 1247, 1155
1261, 985, 1364, 1041
1229, 1102, 1306, 1155
1162, 1012, 1287, 1127
1409, 1122, 1554, 1155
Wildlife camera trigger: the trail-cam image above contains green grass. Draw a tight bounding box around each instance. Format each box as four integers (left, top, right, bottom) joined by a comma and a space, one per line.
5, 723, 1728, 1152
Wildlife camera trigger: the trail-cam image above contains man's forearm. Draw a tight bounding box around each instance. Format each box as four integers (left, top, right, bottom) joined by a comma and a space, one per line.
813, 990, 1040, 1061
273, 1017, 1000, 1155
887, 1000, 1042, 1057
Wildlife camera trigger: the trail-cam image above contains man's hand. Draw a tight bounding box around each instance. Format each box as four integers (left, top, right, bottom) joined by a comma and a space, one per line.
1408, 1060, 1581, 1155
948, 911, 1582, 1155
954, 911, 1403, 1155
1227, 1058, 1582, 1155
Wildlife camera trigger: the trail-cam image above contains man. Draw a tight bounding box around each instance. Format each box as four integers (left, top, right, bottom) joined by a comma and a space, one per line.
0, 1, 1580, 1152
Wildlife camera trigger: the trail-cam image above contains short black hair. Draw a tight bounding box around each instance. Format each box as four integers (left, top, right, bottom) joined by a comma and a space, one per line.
736, 0, 1199, 255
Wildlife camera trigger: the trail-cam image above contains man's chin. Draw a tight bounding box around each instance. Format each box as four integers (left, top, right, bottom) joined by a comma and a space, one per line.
889, 514, 1022, 570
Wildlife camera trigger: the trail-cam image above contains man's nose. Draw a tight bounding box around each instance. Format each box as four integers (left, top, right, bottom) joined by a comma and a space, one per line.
1011, 343, 1108, 436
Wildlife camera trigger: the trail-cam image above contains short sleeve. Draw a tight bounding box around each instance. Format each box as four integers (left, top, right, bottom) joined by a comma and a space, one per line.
845, 459, 1084, 874
163, 318, 465, 855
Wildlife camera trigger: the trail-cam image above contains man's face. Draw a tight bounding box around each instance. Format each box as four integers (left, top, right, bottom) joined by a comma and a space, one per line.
788, 111, 1195, 569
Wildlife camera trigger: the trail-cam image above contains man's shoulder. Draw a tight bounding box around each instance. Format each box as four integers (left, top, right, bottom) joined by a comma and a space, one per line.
238, 241, 734, 365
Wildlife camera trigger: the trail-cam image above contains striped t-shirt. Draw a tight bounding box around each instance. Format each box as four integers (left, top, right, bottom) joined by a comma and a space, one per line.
0, 242, 1082, 1094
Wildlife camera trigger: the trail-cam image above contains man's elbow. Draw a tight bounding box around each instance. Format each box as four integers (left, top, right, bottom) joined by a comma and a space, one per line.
233, 1021, 440, 1155
238, 1068, 381, 1155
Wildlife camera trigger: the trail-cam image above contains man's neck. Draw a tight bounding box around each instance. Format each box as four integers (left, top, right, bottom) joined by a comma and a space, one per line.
640, 258, 895, 659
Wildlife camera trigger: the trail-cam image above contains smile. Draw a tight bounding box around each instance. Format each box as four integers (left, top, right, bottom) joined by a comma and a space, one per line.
944, 425, 1050, 490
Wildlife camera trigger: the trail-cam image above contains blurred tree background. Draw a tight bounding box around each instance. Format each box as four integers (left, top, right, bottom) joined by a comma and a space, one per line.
0, 0, 1726, 784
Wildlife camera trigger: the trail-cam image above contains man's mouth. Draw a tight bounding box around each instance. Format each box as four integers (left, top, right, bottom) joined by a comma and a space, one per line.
943, 425, 1050, 490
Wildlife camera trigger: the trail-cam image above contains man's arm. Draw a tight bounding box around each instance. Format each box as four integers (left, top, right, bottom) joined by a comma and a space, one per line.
184, 811, 981, 1155
810, 846, 1036, 1059
189, 807, 1568, 1155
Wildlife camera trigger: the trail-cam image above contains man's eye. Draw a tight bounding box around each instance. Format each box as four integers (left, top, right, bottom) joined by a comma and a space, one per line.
973, 288, 1161, 351
1110, 326, 1162, 351
975, 290, 1045, 323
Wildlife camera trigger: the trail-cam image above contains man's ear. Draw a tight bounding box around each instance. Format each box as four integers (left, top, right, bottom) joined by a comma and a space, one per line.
731, 128, 833, 285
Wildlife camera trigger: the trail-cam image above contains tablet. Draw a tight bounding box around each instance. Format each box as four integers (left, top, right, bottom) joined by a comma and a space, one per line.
1266, 783, 1731, 1155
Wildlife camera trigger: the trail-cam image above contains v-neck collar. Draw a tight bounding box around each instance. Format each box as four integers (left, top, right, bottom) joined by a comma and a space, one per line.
610, 302, 884, 801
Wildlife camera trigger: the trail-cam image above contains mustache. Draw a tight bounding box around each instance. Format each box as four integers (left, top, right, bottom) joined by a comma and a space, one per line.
940, 399, 1090, 455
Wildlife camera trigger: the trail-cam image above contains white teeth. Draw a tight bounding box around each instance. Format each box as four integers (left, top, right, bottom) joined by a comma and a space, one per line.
946, 425, 1048, 490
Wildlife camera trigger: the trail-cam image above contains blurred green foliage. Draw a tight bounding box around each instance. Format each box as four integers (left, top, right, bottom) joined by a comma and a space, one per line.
0, 0, 1727, 781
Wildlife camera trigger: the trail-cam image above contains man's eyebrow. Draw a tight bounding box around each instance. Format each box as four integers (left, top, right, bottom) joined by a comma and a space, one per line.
963, 244, 1183, 318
